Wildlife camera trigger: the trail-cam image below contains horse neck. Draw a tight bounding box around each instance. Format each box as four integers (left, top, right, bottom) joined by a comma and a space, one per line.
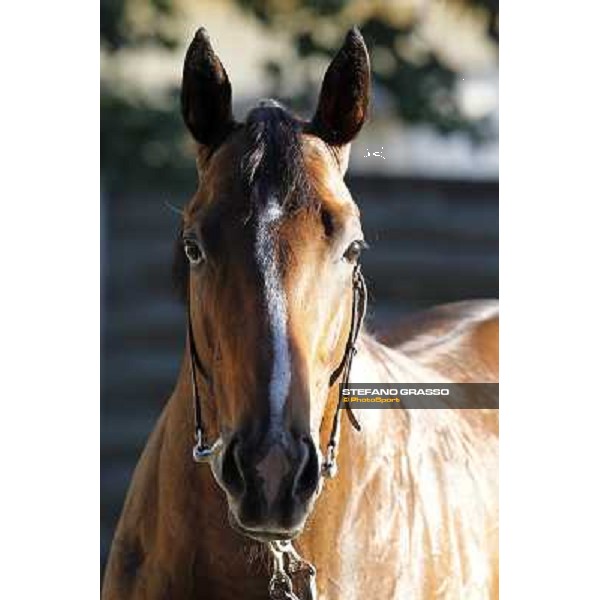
355, 332, 449, 383
317, 333, 498, 597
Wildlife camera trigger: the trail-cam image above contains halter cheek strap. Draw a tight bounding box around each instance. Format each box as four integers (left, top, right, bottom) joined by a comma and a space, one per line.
321, 264, 367, 478
187, 263, 367, 472
187, 300, 222, 462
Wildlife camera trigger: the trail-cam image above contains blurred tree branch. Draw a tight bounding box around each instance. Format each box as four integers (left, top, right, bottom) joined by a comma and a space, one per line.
101, 0, 179, 51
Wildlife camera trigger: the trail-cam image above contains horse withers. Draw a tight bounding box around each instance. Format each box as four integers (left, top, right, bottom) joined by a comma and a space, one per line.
102, 26, 499, 600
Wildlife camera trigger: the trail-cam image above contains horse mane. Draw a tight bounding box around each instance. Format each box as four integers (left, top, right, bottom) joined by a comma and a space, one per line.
173, 100, 315, 301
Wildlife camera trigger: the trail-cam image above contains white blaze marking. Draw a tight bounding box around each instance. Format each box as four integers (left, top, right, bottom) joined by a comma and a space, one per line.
255, 197, 291, 428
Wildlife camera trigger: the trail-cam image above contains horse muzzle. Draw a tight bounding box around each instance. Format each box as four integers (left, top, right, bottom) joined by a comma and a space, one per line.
214, 431, 321, 540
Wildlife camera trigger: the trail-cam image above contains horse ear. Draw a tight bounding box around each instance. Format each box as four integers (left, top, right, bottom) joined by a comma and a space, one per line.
311, 27, 371, 146
181, 28, 235, 149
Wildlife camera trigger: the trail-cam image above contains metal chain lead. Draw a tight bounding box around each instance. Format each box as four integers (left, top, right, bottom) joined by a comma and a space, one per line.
268, 541, 317, 600
268, 542, 299, 600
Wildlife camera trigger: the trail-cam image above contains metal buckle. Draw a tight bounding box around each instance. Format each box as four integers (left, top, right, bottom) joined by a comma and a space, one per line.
321, 443, 338, 479
192, 430, 221, 463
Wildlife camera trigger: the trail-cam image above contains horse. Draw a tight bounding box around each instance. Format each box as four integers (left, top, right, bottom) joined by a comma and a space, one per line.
102, 26, 499, 600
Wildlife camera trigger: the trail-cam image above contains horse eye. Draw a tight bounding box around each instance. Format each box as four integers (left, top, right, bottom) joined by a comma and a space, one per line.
343, 240, 367, 263
183, 239, 205, 266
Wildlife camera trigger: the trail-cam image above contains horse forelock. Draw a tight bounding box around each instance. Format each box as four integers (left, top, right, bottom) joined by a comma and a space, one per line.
241, 100, 314, 214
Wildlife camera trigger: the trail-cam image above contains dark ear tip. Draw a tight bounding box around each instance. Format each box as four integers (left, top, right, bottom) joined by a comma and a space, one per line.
346, 26, 364, 43
193, 27, 210, 44
185, 27, 226, 81
339, 26, 370, 71
187, 27, 213, 58
345, 26, 367, 51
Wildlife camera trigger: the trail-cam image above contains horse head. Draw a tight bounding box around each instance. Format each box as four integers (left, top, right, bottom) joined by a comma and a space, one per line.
176, 26, 370, 542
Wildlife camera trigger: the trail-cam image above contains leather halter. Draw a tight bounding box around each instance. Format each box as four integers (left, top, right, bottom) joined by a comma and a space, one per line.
187, 263, 367, 478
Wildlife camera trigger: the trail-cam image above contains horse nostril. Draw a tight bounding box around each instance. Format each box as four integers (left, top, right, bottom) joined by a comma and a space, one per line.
221, 437, 244, 498
293, 437, 320, 501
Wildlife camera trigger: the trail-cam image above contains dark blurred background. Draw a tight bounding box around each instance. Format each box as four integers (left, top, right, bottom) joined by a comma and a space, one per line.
101, 0, 498, 572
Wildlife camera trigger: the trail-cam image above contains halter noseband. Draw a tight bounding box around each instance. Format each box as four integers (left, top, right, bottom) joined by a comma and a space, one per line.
187, 263, 367, 478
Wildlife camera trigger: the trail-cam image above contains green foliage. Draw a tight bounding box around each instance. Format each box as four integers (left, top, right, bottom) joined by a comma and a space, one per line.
101, 0, 191, 192
101, 88, 194, 192
100, 0, 127, 50
237, 0, 498, 139
100, 0, 178, 51
100, 0, 498, 191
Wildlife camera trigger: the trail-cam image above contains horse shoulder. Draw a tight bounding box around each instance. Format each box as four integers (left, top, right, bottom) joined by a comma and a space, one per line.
102, 412, 167, 599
